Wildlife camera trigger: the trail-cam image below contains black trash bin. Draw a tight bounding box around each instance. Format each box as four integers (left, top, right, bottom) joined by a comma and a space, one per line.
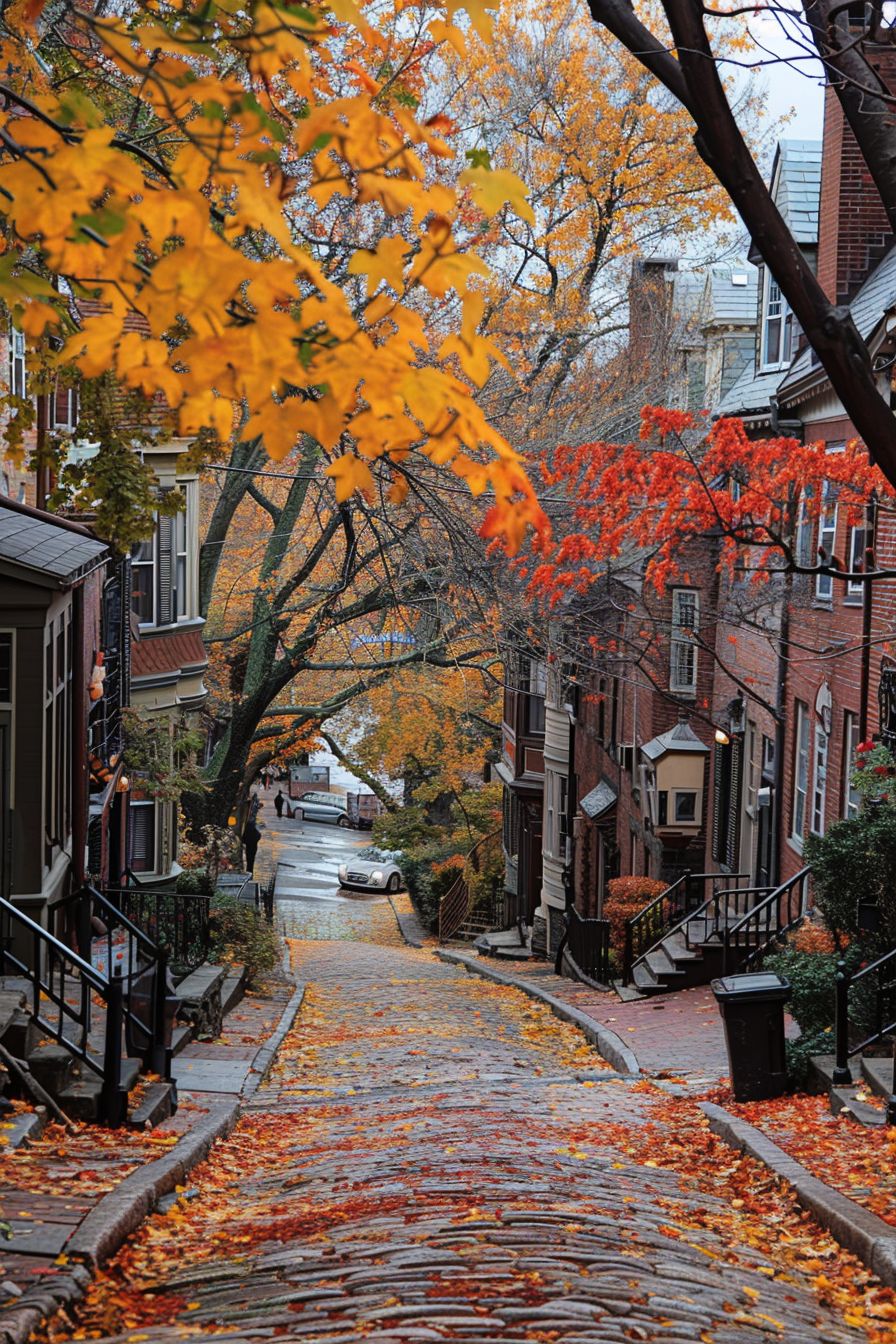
711, 972, 791, 1102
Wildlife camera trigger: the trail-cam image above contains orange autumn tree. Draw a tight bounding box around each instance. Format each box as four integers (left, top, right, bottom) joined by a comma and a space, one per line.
519, 408, 895, 720
0, 0, 547, 551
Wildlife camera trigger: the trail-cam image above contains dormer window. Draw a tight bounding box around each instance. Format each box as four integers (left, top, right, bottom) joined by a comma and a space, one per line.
761, 273, 793, 369
8, 326, 25, 398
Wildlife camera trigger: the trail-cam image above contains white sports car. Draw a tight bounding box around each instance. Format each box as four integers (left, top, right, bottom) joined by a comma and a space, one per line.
338, 859, 404, 893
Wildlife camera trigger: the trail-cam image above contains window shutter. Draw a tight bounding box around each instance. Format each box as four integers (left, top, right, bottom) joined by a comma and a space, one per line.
157, 515, 173, 625
725, 737, 743, 869
128, 804, 155, 871
87, 817, 103, 876
711, 742, 727, 862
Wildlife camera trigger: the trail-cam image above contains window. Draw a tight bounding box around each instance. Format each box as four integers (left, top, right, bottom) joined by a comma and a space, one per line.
131, 499, 190, 627
128, 800, 156, 873
846, 526, 866, 602
44, 610, 73, 868
810, 722, 829, 836
8, 326, 25, 398
524, 658, 546, 735
0, 633, 12, 704
762, 275, 791, 368
558, 774, 569, 857
844, 712, 861, 820
816, 480, 839, 602
670, 589, 699, 694
50, 382, 78, 432
792, 701, 810, 844
796, 489, 814, 567
674, 790, 698, 823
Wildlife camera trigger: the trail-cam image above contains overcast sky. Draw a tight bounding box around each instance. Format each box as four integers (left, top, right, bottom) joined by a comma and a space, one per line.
751, 14, 824, 139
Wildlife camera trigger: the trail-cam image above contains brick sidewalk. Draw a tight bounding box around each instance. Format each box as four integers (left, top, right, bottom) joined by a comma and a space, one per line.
440, 954, 802, 1088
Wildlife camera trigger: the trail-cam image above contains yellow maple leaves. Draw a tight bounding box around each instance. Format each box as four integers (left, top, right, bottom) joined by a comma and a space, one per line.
0, 0, 546, 552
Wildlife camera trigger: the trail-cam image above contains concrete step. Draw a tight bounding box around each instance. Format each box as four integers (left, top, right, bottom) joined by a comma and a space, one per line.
58, 1057, 142, 1122
1, 1007, 44, 1059
632, 962, 665, 995
861, 1055, 896, 1100
128, 1080, 177, 1130
644, 947, 686, 981
663, 930, 702, 962
221, 965, 247, 1018
25, 1042, 78, 1093
172, 1024, 193, 1057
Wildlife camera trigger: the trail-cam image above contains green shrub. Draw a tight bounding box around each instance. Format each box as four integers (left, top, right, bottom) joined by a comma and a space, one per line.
805, 807, 896, 951
764, 948, 840, 1038
176, 867, 212, 895
209, 894, 281, 990
785, 1029, 836, 1089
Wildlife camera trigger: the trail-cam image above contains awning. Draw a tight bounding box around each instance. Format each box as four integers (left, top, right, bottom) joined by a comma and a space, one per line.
579, 780, 617, 820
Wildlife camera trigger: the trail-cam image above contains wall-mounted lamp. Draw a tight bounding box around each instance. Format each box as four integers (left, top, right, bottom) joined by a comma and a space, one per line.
714, 728, 731, 746
116, 775, 130, 793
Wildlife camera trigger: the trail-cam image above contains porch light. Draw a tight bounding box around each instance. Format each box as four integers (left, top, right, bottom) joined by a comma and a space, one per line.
714, 728, 730, 746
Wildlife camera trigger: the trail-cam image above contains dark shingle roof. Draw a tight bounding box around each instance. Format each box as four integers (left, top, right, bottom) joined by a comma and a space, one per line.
775, 140, 822, 244
0, 503, 107, 587
715, 363, 785, 420
779, 241, 896, 399
704, 262, 758, 326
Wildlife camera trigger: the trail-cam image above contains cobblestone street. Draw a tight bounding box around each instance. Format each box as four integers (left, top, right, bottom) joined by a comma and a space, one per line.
63, 902, 892, 1342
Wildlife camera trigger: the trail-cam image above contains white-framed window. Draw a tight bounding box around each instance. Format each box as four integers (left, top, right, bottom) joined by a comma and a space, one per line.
846, 526, 866, 602
762, 274, 791, 368
816, 480, 839, 602
844, 712, 861, 820
796, 488, 814, 567
130, 496, 191, 628
8, 326, 25, 398
670, 588, 699, 694
810, 722, 829, 836
524, 657, 546, 735
673, 789, 699, 824
792, 700, 810, 844
49, 381, 78, 433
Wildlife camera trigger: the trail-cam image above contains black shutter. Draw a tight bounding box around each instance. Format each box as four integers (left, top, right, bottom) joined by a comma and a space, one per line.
157, 515, 173, 625
711, 742, 728, 862
725, 737, 743, 870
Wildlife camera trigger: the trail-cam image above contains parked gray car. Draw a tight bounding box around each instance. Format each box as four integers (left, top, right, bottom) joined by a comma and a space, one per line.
296, 791, 350, 826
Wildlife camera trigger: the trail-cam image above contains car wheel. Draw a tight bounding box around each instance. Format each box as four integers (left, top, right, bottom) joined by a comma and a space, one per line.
386, 873, 400, 893
337, 814, 350, 828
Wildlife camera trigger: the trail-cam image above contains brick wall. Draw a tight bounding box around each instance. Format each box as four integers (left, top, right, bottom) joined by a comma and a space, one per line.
817, 53, 896, 304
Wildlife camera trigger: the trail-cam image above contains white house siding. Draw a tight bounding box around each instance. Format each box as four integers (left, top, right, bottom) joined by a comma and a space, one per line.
537, 691, 571, 956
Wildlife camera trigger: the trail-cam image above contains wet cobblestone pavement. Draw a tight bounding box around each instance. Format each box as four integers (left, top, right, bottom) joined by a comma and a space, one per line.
62, 901, 893, 1343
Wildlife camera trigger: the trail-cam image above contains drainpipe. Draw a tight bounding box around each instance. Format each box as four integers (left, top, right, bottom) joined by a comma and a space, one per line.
859, 494, 877, 741
71, 586, 88, 888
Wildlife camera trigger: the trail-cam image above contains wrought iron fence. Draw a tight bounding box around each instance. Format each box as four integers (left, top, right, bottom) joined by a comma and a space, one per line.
108, 885, 210, 977
562, 906, 611, 985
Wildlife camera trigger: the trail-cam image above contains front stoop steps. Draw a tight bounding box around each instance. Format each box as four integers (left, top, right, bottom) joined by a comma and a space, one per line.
811, 1052, 895, 1127
473, 927, 535, 962
0, 960, 245, 1127
628, 926, 728, 996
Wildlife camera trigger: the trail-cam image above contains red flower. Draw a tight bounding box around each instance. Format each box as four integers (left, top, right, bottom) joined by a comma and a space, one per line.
859, 739, 875, 752
874, 765, 889, 775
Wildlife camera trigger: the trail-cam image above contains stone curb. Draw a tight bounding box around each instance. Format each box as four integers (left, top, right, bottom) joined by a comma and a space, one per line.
0, 966, 308, 1344
387, 894, 426, 949
701, 1101, 896, 1288
435, 948, 640, 1077
242, 983, 305, 1098
0, 1100, 239, 1344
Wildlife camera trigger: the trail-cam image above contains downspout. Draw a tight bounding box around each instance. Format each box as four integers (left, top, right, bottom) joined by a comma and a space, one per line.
71, 586, 88, 888
859, 493, 877, 741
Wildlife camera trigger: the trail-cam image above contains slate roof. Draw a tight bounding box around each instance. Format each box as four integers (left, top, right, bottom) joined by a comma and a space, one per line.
641, 718, 710, 762
779, 240, 896, 399
703, 262, 758, 326
774, 140, 822, 244
715, 363, 784, 420
0, 501, 107, 587
131, 626, 208, 681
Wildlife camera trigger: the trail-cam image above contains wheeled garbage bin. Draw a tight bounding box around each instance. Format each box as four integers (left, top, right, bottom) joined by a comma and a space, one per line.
711, 972, 791, 1102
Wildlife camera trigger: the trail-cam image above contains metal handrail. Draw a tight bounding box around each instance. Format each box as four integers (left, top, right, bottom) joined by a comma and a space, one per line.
722, 866, 812, 973
623, 872, 751, 983
560, 907, 611, 985
689, 884, 776, 948
47, 884, 174, 1081
834, 946, 896, 1086
0, 894, 128, 1124
437, 829, 501, 944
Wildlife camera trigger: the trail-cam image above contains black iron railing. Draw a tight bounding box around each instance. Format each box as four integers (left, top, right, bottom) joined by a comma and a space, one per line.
722, 866, 812, 973
0, 894, 129, 1125
559, 906, 611, 985
623, 872, 751, 984
48, 884, 174, 1080
437, 830, 501, 943
109, 885, 210, 977
833, 947, 896, 1103
684, 884, 776, 951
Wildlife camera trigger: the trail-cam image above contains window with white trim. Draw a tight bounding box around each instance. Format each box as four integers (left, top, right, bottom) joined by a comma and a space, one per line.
846, 526, 866, 602
796, 488, 814, 567
49, 381, 78, 433
816, 480, 838, 602
844, 712, 861, 820
792, 700, 810, 843
810, 722, 829, 836
670, 589, 699, 694
8, 326, 25, 398
762, 274, 791, 368
130, 496, 190, 628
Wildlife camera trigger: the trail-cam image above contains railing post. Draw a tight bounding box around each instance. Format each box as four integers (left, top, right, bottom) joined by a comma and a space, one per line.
832, 958, 853, 1085
623, 920, 633, 986
887, 1039, 896, 1126
147, 945, 172, 1079
100, 969, 127, 1128
75, 887, 92, 962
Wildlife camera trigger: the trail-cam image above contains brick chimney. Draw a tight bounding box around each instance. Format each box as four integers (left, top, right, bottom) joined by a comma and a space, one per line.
817, 47, 896, 305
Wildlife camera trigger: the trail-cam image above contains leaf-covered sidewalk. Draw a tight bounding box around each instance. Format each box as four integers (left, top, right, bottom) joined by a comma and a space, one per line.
46, 917, 896, 1343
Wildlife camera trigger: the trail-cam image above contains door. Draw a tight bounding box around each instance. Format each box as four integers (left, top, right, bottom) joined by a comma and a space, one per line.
0, 712, 10, 901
